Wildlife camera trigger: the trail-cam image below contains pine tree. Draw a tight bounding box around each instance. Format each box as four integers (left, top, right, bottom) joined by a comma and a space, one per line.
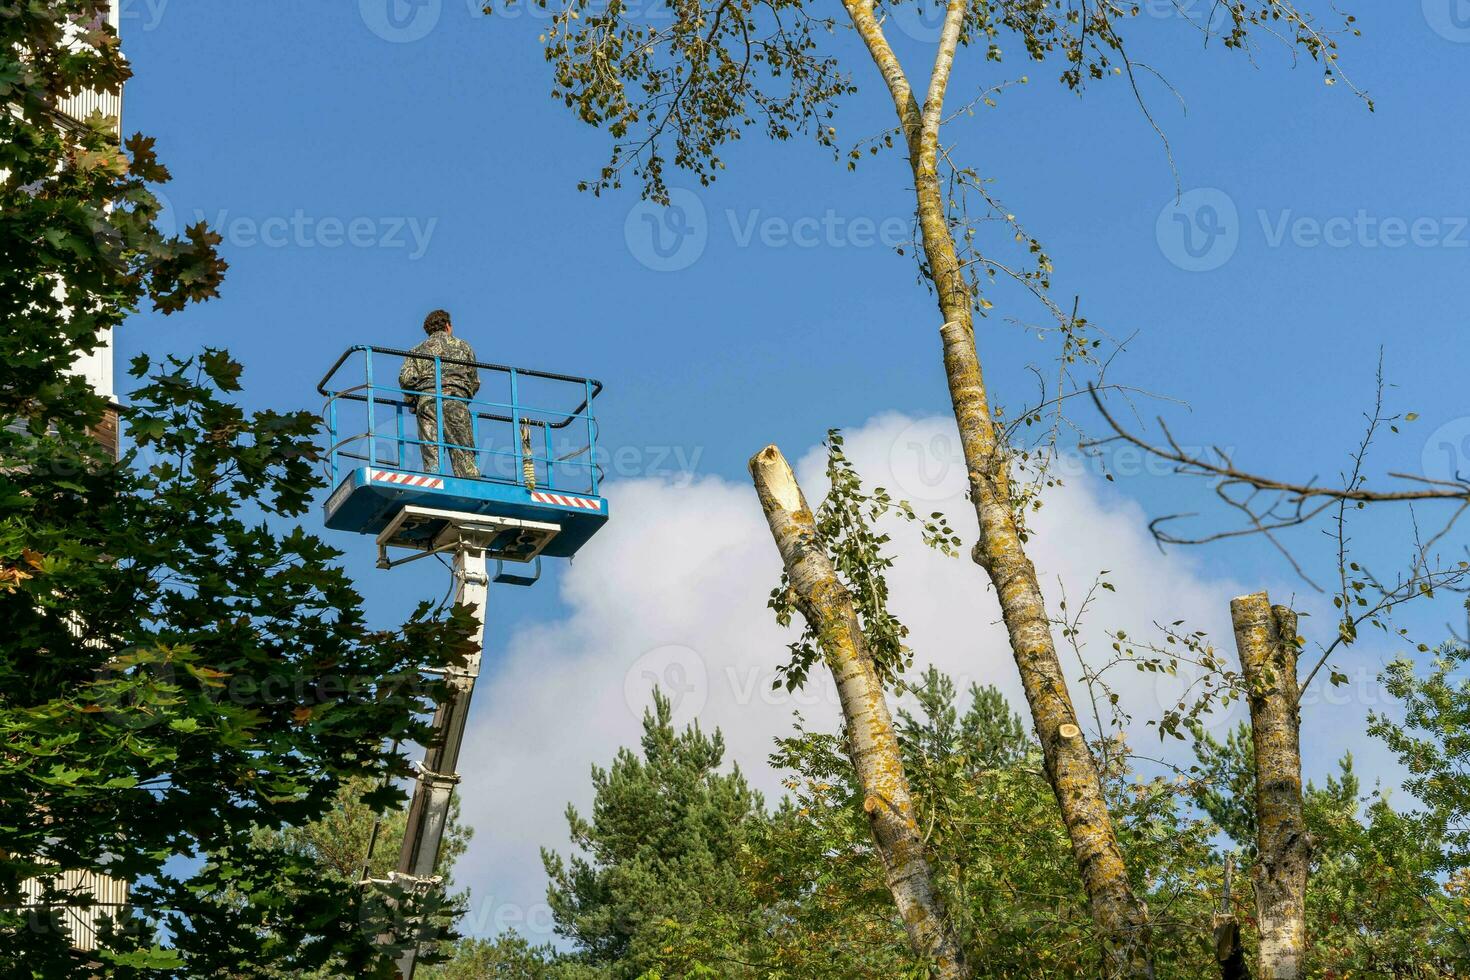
1371, 642, 1470, 871
542, 689, 765, 978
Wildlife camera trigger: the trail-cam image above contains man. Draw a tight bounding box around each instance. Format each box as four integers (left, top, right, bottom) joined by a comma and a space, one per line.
398, 309, 481, 478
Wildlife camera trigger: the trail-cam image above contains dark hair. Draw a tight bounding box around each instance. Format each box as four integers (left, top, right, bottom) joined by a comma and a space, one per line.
423, 309, 452, 334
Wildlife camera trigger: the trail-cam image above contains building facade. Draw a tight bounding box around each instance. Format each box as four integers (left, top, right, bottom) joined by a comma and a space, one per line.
65, 3, 125, 459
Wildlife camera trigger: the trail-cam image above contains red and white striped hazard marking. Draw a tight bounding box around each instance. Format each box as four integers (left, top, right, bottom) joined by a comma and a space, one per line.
531, 490, 602, 511
368, 469, 444, 490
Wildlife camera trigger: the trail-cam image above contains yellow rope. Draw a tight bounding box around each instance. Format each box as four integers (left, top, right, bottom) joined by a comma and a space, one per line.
521, 422, 536, 491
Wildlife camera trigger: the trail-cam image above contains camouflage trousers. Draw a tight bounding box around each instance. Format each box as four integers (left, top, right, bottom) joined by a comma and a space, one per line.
415, 394, 480, 479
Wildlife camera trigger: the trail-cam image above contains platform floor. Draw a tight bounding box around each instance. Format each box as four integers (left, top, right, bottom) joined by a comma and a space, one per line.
324, 466, 608, 559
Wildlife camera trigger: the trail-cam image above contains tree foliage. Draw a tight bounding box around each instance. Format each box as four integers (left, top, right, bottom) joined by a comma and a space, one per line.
528, 1, 1371, 969
483, 672, 1470, 978
528, 0, 1365, 208
1, 1, 225, 430
159, 775, 476, 979
1, 4, 470, 974
767, 431, 957, 691
1192, 724, 1469, 975
1370, 641, 1470, 870
541, 689, 766, 977
2, 352, 473, 979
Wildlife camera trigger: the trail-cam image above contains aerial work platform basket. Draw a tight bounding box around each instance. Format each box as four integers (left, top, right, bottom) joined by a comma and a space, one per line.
317, 345, 609, 564
318, 344, 609, 977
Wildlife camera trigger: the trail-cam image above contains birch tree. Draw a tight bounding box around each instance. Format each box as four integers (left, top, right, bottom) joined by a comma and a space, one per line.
523, 0, 1367, 971
1092, 369, 1470, 975
750, 441, 969, 977
1229, 593, 1309, 979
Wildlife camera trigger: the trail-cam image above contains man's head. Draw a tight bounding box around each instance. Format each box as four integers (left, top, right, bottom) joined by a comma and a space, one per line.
423, 309, 452, 334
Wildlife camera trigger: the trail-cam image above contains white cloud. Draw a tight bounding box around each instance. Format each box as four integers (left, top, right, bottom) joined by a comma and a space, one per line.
450, 412, 1397, 943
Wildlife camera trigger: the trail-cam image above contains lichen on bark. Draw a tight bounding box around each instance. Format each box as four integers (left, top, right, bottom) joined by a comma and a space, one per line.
749, 444, 970, 979
1231, 593, 1311, 979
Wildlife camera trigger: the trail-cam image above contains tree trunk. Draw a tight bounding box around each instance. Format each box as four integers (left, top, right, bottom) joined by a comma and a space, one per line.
1214, 915, 1251, 980
749, 445, 970, 979
1230, 593, 1311, 979
1213, 854, 1251, 980
836, 0, 1153, 973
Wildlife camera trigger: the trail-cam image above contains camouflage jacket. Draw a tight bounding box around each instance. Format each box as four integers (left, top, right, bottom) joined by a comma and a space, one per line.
398, 332, 481, 398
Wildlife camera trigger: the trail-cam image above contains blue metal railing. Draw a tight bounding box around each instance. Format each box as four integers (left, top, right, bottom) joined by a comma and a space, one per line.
317, 345, 603, 497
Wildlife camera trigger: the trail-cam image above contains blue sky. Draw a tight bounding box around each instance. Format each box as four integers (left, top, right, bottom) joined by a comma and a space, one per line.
117, 0, 1470, 940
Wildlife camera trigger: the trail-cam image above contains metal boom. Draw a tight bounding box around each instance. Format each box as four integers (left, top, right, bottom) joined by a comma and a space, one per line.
390, 542, 489, 979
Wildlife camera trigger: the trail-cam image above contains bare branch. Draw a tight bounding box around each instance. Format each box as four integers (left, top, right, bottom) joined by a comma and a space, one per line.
1088, 384, 1470, 506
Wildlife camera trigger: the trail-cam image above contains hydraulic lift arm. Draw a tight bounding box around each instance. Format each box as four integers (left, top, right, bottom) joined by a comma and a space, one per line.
387, 544, 488, 980
363, 509, 562, 978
